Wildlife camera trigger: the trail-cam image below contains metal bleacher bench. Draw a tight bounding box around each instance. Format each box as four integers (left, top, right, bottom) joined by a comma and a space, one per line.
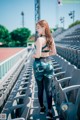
51, 54, 80, 120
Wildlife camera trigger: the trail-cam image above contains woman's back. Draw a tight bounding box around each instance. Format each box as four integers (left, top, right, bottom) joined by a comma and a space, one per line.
33, 20, 56, 119
35, 36, 50, 50
34, 36, 57, 58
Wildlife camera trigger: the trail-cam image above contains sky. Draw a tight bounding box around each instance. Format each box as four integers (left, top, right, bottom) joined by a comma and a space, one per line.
0, 0, 80, 34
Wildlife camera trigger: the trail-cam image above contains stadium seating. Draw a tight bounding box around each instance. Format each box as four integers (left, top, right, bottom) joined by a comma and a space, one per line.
1, 59, 33, 120
51, 54, 80, 120
0, 24, 80, 120
11, 118, 25, 120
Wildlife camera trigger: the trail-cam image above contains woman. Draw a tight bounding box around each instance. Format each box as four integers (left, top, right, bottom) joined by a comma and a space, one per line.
32, 20, 57, 119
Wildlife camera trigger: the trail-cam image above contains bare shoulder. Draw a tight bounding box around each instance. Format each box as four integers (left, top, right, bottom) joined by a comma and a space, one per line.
35, 37, 45, 44
37, 37, 45, 41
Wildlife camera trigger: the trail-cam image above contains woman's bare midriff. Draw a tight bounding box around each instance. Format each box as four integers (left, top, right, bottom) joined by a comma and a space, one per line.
41, 52, 50, 57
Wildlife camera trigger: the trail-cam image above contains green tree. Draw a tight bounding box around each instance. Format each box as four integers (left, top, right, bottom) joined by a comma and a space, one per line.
69, 20, 80, 28
0, 25, 10, 47
10, 28, 31, 47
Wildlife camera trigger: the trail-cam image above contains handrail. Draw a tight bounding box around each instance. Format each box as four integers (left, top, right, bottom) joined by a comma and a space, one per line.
0, 48, 28, 80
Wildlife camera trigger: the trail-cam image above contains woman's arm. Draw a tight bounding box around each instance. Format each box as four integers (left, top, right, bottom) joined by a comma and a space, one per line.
49, 38, 57, 56
32, 37, 42, 58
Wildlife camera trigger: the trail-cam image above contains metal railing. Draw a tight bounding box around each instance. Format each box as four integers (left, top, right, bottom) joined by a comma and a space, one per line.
0, 48, 28, 80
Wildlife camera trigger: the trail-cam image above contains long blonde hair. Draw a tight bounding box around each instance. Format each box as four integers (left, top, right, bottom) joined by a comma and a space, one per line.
36, 20, 54, 50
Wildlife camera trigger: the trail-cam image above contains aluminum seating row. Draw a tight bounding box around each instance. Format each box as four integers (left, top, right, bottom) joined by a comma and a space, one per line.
50, 54, 80, 120
0, 50, 34, 120
56, 46, 80, 69
1, 58, 34, 120
0, 59, 25, 112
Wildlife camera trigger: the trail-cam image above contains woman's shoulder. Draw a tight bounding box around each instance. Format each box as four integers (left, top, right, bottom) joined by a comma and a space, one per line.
35, 36, 45, 44
37, 36, 45, 40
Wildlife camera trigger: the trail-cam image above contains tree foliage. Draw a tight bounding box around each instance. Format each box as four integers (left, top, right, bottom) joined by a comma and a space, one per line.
69, 20, 80, 28
10, 28, 31, 47
0, 25, 31, 47
0, 25, 10, 46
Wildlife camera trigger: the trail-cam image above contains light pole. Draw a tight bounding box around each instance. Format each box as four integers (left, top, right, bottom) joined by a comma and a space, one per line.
60, 17, 65, 28
21, 11, 24, 27
56, 0, 63, 28
69, 10, 75, 23
34, 0, 40, 41
58, 0, 62, 5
